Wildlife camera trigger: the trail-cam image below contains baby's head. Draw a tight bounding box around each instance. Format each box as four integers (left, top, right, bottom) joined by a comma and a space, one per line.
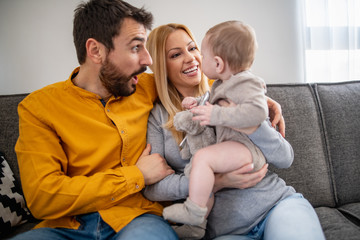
201, 21, 257, 78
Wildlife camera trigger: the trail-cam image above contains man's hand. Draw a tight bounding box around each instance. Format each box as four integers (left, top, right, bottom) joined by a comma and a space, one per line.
136, 144, 174, 185
267, 97, 285, 137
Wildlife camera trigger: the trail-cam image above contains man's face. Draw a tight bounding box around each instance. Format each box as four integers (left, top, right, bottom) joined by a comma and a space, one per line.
99, 18, 152, 97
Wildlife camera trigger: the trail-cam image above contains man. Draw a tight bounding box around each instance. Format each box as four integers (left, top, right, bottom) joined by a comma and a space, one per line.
14, 0, 177, 239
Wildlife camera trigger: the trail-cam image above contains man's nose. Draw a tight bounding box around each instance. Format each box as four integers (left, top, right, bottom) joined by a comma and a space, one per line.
141, 48, 153, 66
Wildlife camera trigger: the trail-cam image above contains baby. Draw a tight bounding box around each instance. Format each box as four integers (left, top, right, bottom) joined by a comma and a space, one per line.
163, 20, 268, 226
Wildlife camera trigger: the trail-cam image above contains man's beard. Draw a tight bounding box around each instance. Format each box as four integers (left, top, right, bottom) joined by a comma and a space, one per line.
99, 58, 147, 97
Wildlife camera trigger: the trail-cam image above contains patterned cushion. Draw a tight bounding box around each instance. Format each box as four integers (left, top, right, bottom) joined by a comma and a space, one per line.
0, 152, 31, 234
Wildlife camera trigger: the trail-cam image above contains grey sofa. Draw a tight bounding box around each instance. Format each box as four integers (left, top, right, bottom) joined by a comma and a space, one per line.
1, 81, 360, 239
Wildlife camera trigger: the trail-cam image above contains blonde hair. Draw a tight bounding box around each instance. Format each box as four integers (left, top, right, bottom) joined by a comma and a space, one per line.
146, 23, 209, 144
206, 21, 258, 72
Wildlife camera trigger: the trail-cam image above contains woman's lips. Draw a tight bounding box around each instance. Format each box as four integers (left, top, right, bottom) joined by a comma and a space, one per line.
183, 66, 199, 76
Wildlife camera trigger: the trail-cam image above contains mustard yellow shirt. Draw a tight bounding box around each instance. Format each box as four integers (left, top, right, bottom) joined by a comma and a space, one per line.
15, 68, 162, 231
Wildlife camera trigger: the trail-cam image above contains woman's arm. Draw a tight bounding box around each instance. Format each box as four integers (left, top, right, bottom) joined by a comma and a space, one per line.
213, 163, 268, 192
267, 96, 285, 137
249, 118, 294, 168
143, 173, 189, 201
143, 104, 189, 201
213, 97, 292, 191
217, 96, 292, 167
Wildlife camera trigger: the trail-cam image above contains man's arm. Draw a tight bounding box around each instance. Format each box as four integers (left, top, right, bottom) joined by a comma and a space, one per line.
136, 144, 174, 185
15, 101, 171, 219
143, 104, 189, 201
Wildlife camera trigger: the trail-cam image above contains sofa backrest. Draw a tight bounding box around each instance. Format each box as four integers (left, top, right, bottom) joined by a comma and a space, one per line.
0, 94, 28, 186
266, 84, 335, 208
1, 81, 359, 209
314, 82, 360, 206
267, 80, 360, 208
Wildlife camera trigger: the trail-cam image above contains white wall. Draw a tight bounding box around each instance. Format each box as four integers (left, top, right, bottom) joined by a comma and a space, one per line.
0, 0, 305, 94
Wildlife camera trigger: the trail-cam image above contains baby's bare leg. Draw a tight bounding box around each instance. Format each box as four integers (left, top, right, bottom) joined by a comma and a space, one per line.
162, 141, 252, 225
189, 141, 252, 207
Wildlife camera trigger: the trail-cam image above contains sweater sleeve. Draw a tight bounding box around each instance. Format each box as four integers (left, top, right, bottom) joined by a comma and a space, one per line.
248, 118, 294, 168
15, 99, 145, 219
210, 78, 268, 129
143, 104, 189, 201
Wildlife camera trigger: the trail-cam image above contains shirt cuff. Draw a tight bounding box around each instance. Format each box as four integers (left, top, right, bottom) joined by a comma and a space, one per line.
119, 165, 145, 193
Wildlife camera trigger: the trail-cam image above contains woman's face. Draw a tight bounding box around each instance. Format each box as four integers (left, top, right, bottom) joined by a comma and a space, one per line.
165, 29, 202, 97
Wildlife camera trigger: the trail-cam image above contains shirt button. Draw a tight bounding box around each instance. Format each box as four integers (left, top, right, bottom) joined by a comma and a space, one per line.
111, 197, 115, 201
121, 130, 125, 134
135, 184, 139, 189
107, 109, 110, 112
122, 158, 125, 161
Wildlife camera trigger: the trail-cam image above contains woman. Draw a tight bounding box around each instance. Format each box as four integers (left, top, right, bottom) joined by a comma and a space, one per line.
143, 24, 324, 240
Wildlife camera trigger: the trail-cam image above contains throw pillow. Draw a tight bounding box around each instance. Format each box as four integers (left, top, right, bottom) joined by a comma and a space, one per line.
0, 151, 31, 234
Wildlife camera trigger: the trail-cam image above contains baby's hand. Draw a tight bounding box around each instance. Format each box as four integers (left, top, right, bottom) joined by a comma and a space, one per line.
182, 97, 198, 110
191, 102, 213, 126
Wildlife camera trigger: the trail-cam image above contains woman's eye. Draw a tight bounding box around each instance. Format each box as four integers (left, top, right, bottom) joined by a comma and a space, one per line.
171, 53, 181, 59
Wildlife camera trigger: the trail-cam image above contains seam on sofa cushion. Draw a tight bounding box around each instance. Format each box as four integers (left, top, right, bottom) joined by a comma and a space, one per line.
311, 83, 338, 205
266, 83, 335, 207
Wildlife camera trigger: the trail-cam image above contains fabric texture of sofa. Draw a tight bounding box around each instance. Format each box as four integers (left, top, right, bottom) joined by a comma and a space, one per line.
1, 81, 360, 239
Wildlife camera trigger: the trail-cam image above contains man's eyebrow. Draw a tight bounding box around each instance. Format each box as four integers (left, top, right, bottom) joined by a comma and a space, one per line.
129, 37, 146, 44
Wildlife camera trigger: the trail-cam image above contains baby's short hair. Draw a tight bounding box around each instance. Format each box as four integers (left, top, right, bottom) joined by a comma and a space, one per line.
206, 21, 257, 72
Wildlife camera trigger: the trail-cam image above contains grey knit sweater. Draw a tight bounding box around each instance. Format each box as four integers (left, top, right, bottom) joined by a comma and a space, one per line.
209, 71, 268, 171
144, 102, 296, 238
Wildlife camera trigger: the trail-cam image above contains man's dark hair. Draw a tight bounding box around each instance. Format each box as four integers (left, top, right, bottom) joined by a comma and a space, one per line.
73, 0, 153, 64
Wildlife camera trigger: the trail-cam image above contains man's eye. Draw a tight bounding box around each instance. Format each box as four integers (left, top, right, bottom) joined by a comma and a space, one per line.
132, 45, 140, 51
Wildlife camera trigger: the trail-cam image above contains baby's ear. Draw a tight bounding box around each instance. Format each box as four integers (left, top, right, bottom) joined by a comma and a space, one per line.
214, 56, 225, 74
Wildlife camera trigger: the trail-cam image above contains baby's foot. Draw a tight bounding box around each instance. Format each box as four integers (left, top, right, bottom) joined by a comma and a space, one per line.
172, 219, 207, 240
163, 197, 207, 225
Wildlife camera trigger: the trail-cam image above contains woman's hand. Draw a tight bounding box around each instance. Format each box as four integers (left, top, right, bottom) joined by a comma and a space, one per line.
213, 163, 268, 192
267, 97, 285, 137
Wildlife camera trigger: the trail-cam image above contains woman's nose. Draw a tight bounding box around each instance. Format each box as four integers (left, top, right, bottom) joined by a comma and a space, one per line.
184, 51, 196, 63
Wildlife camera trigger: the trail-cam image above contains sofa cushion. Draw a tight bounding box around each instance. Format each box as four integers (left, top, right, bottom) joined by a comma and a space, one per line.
0, 94, 28, 186
0, 152, 31, 235
2, 220, 38, 239
338, 203, 360, 226
315, 206, 360, 240
266, 84, 335, 207
314, 81, 360, 206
